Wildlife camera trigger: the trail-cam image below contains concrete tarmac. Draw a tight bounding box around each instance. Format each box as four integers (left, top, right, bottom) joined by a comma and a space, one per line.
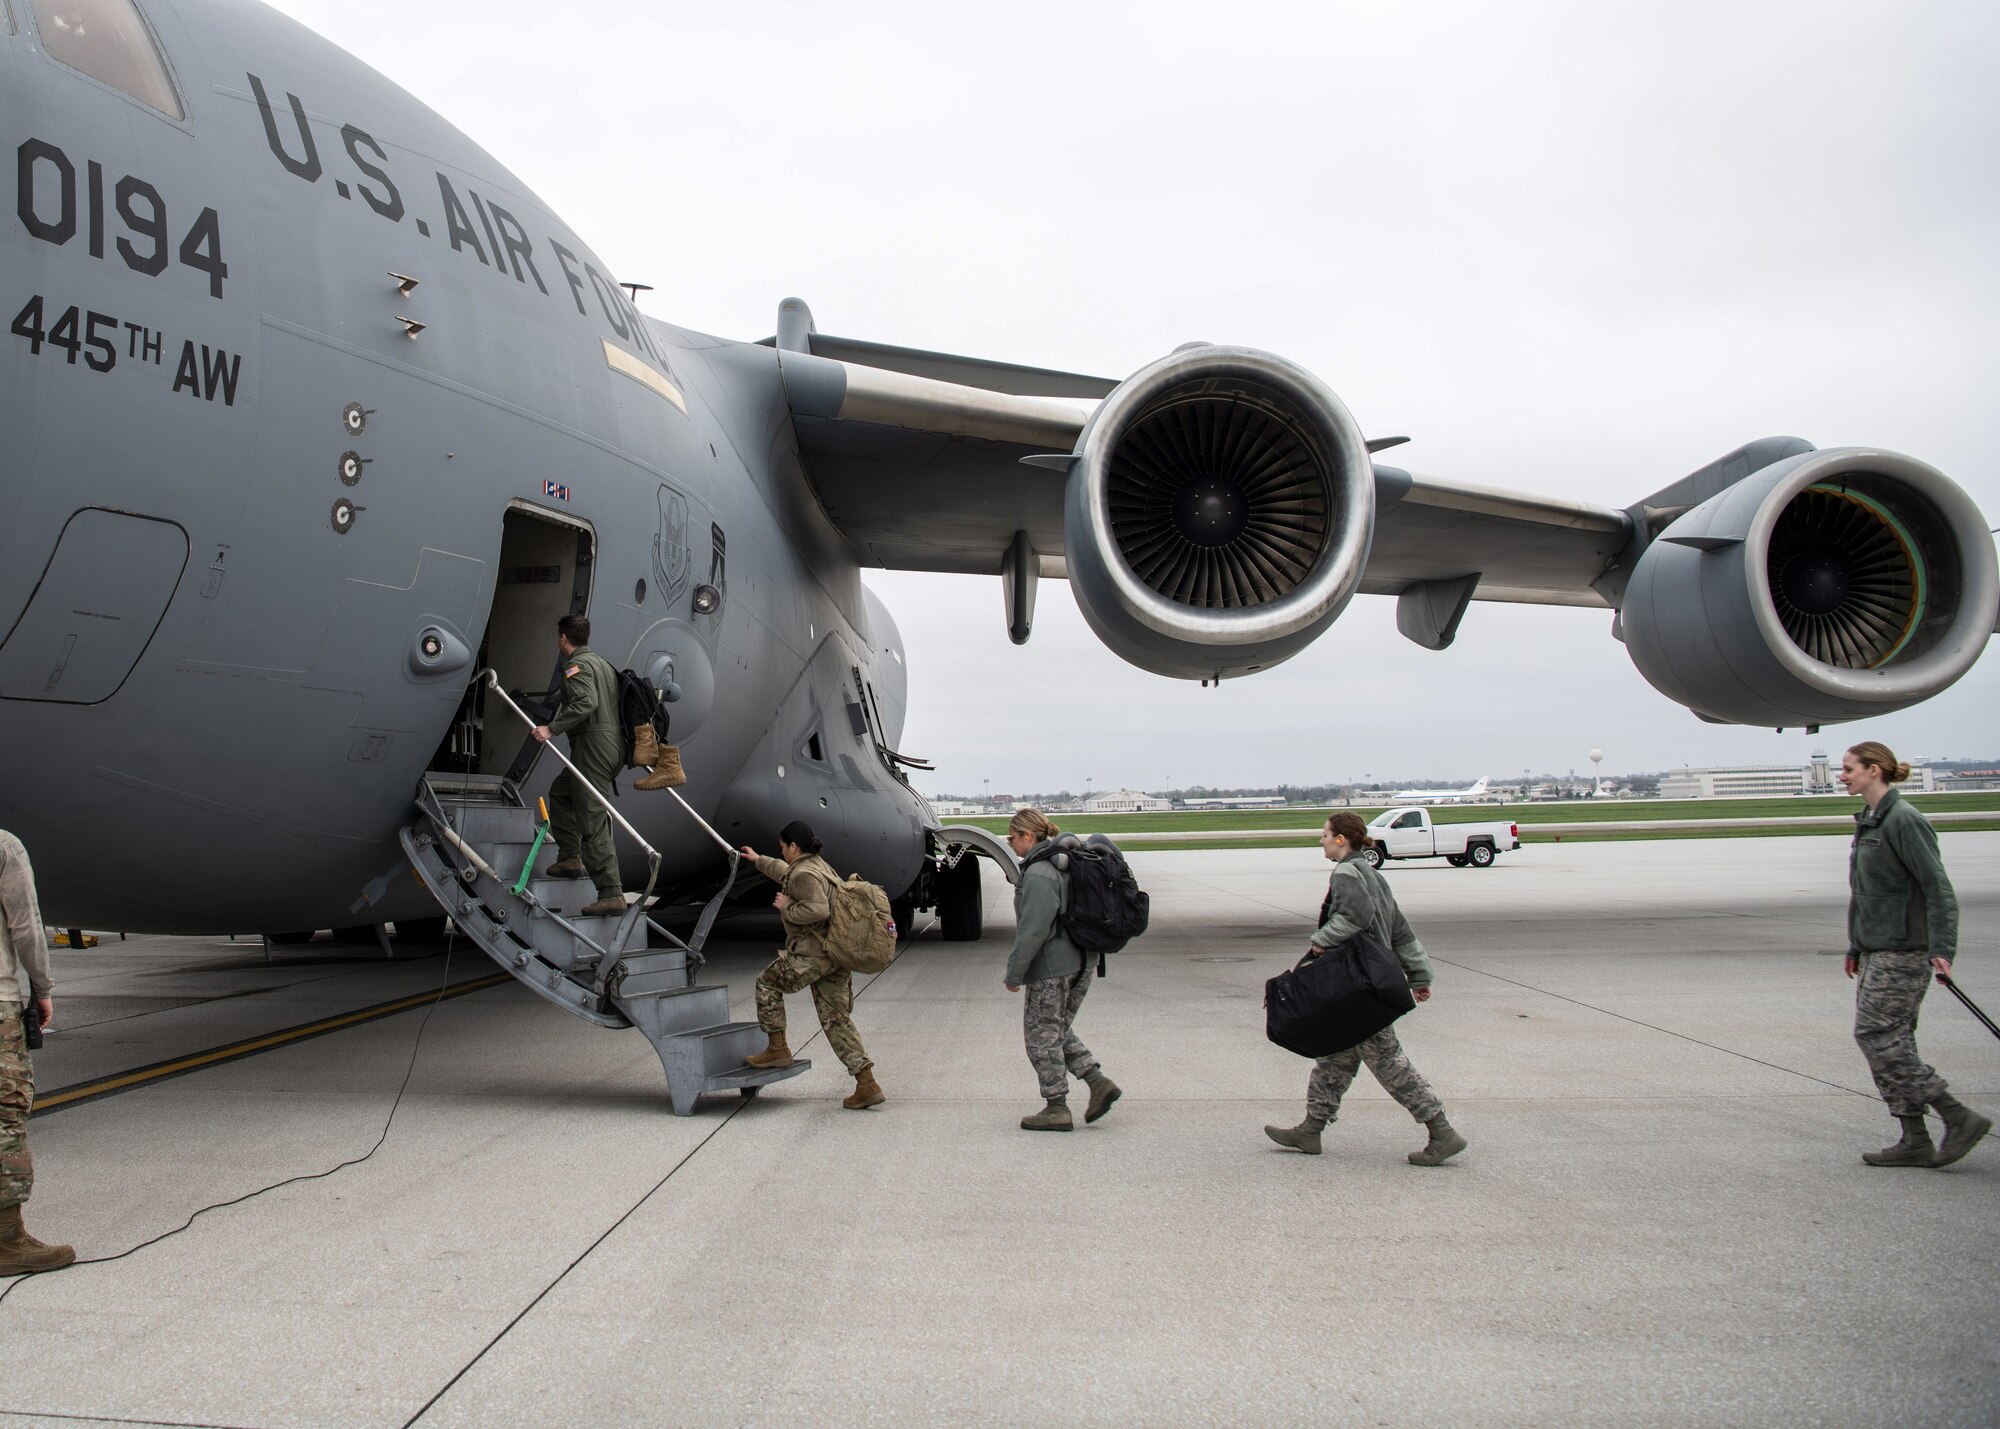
4, 836, 1996, 1427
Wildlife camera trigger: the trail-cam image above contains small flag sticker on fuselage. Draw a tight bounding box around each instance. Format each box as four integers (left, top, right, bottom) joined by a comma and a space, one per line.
544, 480, 571, 502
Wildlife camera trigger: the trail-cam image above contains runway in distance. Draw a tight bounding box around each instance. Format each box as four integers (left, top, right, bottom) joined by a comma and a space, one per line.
1390, 778, 1492, 804
4, 0, 1998, 952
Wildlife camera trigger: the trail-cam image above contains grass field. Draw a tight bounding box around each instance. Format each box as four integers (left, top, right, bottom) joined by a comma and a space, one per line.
944, 792, 2000, 837
1113, 819, 2000, 852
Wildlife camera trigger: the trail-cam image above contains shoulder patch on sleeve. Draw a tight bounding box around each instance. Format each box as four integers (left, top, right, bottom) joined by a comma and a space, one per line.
564, 663, 581, 679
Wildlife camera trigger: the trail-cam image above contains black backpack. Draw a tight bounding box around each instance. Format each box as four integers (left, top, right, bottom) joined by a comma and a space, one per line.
1028, 833, 1150, 974
615, 668, 669, 752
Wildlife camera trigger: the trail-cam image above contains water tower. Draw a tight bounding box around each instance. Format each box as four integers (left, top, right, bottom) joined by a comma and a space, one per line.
1589, 748, 1605, 796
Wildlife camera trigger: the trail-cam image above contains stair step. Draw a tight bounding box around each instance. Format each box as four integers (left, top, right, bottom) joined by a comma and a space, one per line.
704, 1060, 814, 1091
674, 1020, 781, 1077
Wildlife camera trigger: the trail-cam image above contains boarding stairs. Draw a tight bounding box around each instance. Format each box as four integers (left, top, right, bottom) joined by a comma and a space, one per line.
398, 670, 809, 1115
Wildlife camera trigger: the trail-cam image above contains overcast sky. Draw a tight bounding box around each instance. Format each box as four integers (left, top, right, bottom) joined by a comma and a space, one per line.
266, 0, 2000, 791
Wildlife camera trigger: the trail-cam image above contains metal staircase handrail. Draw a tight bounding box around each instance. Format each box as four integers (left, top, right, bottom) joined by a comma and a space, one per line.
478, 668, 660, 963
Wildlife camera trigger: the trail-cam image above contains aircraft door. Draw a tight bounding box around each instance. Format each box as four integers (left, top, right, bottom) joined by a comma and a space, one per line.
0, 508, 189, 703
429, 505, 593, 778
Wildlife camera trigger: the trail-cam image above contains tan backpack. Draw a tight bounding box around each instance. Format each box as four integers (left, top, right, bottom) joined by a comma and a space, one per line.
824, 873, 898, 973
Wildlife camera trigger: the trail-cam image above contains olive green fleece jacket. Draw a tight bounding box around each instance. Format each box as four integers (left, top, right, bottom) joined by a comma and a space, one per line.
1006, 843, 1085, 986
1848, 788, 1958, 963
1307, 852, 1433, 988
546, 646, 626, 777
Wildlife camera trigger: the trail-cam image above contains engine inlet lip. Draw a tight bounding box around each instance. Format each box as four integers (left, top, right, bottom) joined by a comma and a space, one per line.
1070, 345, 1374, 646
1742, 447, 1997, 703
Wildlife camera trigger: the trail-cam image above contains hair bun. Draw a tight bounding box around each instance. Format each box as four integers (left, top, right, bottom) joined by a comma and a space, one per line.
1892, 761, 1912, 782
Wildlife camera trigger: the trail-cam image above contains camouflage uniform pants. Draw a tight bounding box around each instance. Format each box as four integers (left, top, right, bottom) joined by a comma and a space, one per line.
1023, 970, 1100, 1102
755, 948, 871, 1076
0, 1001, 32, 1212
1306, 1026, 1442, 1127
1854, 950, 1947, 1117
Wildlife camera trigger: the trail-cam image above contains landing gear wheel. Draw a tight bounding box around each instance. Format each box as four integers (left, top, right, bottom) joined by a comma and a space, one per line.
395, 916, 450, 943
1446, 854, 1469, 868
1362, 846, 1385, 870
1468, 843, 1496, 868
890, 896, 917, 940
936, 854, 984, 942
264, 930, 316, 945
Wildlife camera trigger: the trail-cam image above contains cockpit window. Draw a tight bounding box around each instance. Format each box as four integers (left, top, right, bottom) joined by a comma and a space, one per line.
31, 0, 182, 118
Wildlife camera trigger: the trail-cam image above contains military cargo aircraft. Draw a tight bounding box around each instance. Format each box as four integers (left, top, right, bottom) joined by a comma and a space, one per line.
6, 0, 1996, 964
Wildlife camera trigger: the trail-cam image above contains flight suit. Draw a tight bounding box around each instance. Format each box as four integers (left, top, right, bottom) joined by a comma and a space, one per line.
547, 645, 625, 899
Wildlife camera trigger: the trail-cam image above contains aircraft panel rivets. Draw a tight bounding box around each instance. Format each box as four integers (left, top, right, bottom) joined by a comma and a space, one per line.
331, 497, 362, 534
342, 402, 371, 435
339, 451, 372, 485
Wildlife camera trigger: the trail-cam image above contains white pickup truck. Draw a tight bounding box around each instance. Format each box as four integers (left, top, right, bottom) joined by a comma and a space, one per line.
1363, 806, 1520, 869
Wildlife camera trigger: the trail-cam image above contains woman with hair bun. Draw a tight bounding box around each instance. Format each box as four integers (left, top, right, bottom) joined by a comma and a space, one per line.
1265, 811, 1466, 1166
1840, 741, 1988, 1168
1004, 808, 1120, 1132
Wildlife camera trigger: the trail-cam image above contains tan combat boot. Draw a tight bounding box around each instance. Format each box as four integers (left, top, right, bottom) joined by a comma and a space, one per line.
0, 1205, 75, 1274
745, 1035, 793, 1069
580, 895, 627, 917
545, 857, 587, 880
1021, 1099, 1073, 1131
843, 1068, 885, 1110
634, 745, 686, 791
630, 724, 661, 770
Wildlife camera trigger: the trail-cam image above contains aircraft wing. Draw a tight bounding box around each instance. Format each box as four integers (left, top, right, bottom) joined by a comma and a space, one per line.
769, 314, 1632, 611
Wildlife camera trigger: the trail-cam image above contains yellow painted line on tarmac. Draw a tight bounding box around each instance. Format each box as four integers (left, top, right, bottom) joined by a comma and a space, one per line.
31, 972, 513, 1116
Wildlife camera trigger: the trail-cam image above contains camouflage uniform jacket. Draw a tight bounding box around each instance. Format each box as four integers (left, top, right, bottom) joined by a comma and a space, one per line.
1006, 843, 1084, 987
0, 831, 50, 1004
755, 853, 839, 958
547, 646, 625, 777
1308, 853, 1433, 988
1849, 788, 1958, 963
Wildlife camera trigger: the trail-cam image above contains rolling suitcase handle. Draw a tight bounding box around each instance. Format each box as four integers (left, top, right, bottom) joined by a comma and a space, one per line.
1936, 971, 2000, 1042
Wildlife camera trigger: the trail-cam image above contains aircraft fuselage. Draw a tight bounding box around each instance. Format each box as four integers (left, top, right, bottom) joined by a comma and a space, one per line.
2, 0, 930, 930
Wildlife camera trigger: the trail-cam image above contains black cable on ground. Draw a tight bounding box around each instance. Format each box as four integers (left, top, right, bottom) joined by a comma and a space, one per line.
0, 936, 460, 1308
400, 909, 937, 1428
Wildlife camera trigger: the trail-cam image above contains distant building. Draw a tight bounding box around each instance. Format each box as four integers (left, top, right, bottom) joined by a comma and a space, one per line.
1078, 789, 1173, 813
1660, 761, 1934, 798
1940, 769, 2000, 792
927, 799, 990, 818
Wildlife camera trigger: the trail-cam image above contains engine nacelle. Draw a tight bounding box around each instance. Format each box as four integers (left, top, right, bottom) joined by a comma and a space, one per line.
1062, 346, 1375, 680
1622, 447, 1998, 727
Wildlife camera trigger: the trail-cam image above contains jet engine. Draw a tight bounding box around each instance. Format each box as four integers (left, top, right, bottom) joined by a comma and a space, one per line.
1062, 346, 1375, 680
1621, 447, 1999, 728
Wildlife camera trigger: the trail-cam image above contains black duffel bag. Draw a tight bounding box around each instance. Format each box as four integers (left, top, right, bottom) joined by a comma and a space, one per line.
1264, 930, 1417, 1059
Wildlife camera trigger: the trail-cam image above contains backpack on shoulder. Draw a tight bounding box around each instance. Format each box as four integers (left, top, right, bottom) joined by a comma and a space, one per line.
823, 873, 899, 974
1029, 833, 1150, 974
615, 668, 685, 789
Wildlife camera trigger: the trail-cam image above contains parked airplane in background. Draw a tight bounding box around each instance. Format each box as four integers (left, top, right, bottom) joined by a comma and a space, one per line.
1391, 778, 1491, 804
4, 0, 1997, 970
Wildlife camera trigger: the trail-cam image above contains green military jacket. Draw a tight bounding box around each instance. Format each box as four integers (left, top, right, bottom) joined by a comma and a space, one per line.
1006, 842, 1084, 987
547, 645, 625, 778
1849, 788, 1958, 963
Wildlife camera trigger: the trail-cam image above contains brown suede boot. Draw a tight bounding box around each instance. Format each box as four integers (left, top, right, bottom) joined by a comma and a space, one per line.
634, 745, 686, 791
630, 725, 661, 770
580, 895, 627, 917
745, 1035, 793, 1069
0, 1204, 75, 1275
843, 1069, 885, 1110
545, 857, 587, 880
